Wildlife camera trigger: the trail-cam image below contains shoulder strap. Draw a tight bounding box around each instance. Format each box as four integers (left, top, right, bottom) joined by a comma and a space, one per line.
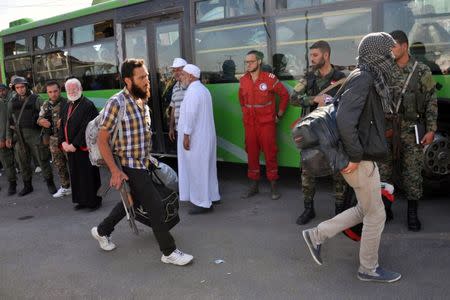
395, 61, 418, 113
110, 96, 126, 152
318, 78, 346, 96
16, 96, 32, 127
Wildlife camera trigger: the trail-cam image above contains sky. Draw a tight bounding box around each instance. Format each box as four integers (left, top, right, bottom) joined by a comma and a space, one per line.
1, 0, 93, 31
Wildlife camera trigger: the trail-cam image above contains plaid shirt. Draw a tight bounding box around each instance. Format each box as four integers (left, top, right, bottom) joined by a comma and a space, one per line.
100, 88, 152, 169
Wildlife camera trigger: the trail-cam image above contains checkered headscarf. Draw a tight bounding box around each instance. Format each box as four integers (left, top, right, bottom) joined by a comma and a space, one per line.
357, 32, 396, 113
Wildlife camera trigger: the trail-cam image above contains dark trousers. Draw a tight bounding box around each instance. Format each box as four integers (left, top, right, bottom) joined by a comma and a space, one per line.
97, 167, 176, 256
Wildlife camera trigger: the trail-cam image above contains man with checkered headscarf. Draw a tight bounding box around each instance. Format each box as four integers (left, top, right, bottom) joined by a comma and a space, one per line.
302, 33, 401, 283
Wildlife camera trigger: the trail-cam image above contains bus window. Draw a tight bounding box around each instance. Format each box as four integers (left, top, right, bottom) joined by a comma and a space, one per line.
4, 39, 28, 56
33, 31, 65, 51
196, 0, 264, 23
124, 27, 148, 67
68, 41, 120, 90
275, 7, 372, 78
71, 20, 114, 45
195, 21, 268, 83
4, 57, 33, 86
276, 0, 348, 9
32, 51, 70, 93
383, 0, 450, 75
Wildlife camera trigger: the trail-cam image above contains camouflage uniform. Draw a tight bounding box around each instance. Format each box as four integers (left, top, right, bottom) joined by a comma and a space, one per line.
6, 94, 54, 183
291, 68, 347, 207
379, 57, 438, 202
0, 92, 17, 186
38, 96, 70, 189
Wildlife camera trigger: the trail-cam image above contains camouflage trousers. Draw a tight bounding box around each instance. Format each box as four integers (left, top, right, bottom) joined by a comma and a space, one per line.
378, 129, 424, 201
49, 136, 70, 188
14, 128, 53, 182
301, 167, 346, 205
0, 147, 17, 182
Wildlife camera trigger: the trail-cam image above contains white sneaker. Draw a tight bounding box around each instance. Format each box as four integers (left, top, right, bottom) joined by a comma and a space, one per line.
53, 187, 72, 198
91, 227, 116, 251
161, 249, 193, 266
35, 166, 42, 173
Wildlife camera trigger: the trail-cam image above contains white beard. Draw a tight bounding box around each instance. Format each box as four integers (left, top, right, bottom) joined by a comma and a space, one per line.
67, 91, 82, 102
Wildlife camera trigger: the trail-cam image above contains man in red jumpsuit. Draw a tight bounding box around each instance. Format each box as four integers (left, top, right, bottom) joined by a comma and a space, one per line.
239, 50, 289, 200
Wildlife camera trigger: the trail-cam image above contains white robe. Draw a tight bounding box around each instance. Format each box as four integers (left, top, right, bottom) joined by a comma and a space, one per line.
177, 80, 220, 208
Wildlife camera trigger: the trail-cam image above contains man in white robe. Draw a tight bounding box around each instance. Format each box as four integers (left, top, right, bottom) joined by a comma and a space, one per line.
177, 64, 221, 214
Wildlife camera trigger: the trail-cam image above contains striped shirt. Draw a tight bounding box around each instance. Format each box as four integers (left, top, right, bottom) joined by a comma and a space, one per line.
169, 81, 186, 130
100, 88, 152, 169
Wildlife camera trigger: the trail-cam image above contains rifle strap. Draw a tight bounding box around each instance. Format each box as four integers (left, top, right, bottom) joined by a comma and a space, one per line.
318, 78, 346, 96
395, 61, 418, 114
16, 95, 32, 128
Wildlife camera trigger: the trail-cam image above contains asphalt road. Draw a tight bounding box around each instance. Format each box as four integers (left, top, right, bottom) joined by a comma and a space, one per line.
1, 162, 449, 300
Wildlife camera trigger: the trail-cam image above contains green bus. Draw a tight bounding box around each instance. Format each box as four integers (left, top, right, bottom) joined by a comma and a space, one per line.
1, 0, 449, 171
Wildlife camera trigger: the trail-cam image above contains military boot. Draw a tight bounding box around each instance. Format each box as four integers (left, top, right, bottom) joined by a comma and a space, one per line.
270, 181, 281, 200
18, 180, 33, 197
407, 200, 421, 231
335, 202, 345, 215
46, 178, 57, 195
296, 201, 315, 225
241, 180, 259, 199
8, 181, 17, 196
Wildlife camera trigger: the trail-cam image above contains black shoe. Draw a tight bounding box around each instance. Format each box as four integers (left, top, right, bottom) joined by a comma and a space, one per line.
296, 202, 315, 225
18, 181, 33, 197
8, 181, 17, 196
407, 200, 421, 231
89, 202, 102, 211
74, 204, 86, 210
212, 200, 222, 205
241, 180, 259, 199
46, 179, 57, 195
188, 205, 213, 215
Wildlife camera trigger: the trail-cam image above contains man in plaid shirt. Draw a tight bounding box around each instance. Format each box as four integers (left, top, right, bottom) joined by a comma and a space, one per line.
90, 58, 193, 266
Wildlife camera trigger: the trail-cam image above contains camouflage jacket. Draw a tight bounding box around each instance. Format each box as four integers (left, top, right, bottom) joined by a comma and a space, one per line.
0, 95, 8, 141
390, 57, 438, 133
38, 96, 67, 136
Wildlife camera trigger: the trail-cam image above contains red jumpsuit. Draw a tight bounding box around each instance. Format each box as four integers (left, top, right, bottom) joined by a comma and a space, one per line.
239, 71, 289, 181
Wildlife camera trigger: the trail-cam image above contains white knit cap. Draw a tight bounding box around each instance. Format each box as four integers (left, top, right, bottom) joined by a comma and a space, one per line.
183, 64, 201, 78
171, 58, 187, 68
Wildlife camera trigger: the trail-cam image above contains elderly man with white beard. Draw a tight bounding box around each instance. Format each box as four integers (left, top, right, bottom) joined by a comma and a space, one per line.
59, 78, 102, 211
177, 64, 221, 214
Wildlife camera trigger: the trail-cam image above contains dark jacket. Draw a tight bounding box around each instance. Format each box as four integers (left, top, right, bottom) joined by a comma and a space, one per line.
336, 69, 387, 163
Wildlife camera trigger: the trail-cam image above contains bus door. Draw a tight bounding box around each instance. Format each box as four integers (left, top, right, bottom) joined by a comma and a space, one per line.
123, 14, 183, 155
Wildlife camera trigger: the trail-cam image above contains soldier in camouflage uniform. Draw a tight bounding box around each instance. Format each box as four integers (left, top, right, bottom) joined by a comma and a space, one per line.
0, 83, 18, 195
5, 77, 57, 196
379, 31, 438, 232
37, 81, 71, 198
290, 41, 347, 225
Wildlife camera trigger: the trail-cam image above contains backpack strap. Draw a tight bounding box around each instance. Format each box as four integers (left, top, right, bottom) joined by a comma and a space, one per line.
110, 96, 126, 152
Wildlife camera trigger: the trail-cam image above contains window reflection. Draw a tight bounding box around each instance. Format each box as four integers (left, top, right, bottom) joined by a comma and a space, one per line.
196, 0, 264, 23
69, 41, 120, 90
5, 57, 33, 86
125, 27, 149, 66
4, 39, 28, 56
32, 51, 70, 93
195, 21, 268, 83
384, 0, 450, 74
71, 20, 114, 45
33, 31, 65, 51
275, 8, 372, 78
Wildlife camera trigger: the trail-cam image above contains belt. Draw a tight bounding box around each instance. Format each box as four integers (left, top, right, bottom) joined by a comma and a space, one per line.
244, 101, 272, 108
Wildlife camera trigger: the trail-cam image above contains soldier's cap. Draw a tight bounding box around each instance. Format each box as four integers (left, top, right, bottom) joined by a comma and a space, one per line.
171, 58, 187, 68
183, 64, 201, 78
0, 83, 7, 89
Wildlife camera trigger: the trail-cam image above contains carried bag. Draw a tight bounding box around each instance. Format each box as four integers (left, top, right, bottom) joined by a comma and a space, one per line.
134, 167, 180, 230
85, 96, 126, 167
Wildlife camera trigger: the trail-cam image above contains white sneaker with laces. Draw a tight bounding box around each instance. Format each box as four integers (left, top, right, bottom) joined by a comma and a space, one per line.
91, 227, 116, 251
53, 187, 72, 198
35, 166, 42, 173
161, 249, 193, 266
